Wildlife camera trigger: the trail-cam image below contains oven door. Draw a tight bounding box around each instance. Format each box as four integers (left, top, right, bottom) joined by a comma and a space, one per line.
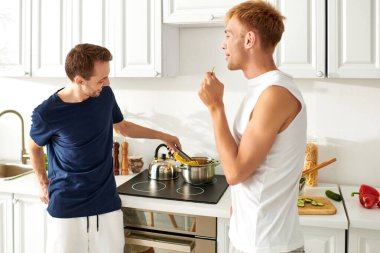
122, 208, 216, 237
123, 208, 216, 253
125, 229, 216, 253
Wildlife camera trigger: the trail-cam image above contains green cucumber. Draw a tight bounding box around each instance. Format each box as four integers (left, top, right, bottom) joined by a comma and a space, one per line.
325, 190, 342, 201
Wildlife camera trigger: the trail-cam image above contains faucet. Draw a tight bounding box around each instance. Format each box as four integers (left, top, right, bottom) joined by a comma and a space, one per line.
0, 109, 30, 164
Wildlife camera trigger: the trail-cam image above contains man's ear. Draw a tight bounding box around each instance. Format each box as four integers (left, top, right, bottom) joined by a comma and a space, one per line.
74, 75, 86, 85
245, 31, 256, 48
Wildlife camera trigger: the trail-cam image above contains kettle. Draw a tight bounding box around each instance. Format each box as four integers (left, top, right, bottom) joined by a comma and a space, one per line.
148, 143, 179, 180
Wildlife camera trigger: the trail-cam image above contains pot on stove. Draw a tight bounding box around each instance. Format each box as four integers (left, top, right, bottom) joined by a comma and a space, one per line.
148, 144, 180, 180
180, 157, 220, 185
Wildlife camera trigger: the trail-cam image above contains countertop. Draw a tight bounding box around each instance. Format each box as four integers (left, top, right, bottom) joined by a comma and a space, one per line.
299, 184, 348, 229
0, 172, 348, 228
340, 185, 380, 230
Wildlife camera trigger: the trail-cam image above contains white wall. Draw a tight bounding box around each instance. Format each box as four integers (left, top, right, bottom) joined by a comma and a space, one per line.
1, 27, 379, 187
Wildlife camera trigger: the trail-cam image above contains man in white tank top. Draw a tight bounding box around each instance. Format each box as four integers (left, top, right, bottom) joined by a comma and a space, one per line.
198, 1, 306, 253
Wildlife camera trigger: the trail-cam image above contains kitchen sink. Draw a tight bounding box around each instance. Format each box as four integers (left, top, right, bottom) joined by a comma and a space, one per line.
0, 163, 34, 180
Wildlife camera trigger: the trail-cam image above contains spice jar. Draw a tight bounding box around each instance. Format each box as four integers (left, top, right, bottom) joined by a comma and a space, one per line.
113, 141, 120, 175
128, 156, 144, 174
121, 141, 129, 175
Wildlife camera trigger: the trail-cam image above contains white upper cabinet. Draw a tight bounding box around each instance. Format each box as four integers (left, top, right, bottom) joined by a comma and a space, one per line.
31, 0, 113, 77
72, 0, 111, 47
163, 0, 243, 25
272, 0, 380, 78
71, 0, 114, 75
328, 0, 380, 78
270, 0, 326, 78
0, 0, 29, 76
31, 0, 73, 77
113, 0, 179, 77
1, 0, 177, 77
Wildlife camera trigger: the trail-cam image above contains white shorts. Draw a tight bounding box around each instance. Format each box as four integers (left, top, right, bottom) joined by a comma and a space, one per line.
46, 209, 125, 253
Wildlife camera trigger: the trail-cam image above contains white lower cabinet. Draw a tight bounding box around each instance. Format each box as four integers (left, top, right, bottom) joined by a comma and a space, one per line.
217, 218, 230, 253
0, 193, 13, 253
348, 228, 380, 253
302, 226, 346, 253
13, 194, 47, 253
217, 219, 346, 253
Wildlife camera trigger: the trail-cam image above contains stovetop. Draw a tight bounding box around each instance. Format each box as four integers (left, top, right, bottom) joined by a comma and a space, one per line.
117, 170, 229, 204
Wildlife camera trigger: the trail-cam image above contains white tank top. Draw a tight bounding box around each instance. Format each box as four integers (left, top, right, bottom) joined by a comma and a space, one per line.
229, 70, 306, 253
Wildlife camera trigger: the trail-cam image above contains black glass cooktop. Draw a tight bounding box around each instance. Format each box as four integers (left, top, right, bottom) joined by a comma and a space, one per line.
117, 170, 229, 204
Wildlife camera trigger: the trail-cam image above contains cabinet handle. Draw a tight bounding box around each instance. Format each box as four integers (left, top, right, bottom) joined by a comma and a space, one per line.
13, 198, 19, 205
24, 72, 30, 76
126, 232, 194, 252
155, 71, 160, 77
209, 15, 222, 21
316, 71, 324, 78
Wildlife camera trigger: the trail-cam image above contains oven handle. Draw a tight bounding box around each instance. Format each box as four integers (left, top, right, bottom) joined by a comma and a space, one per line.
125, 232, 195, 252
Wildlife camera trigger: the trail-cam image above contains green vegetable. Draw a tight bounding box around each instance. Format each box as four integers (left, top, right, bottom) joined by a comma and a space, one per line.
325, 190, 342, 202
297, 199, 305, 207
297, 197, 324, 207
304, 198, 313, 203
44, 153, 48, 171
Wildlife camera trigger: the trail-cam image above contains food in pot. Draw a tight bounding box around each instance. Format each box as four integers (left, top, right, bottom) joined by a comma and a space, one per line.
181, 157, 219, 185
172, 152, 199, 166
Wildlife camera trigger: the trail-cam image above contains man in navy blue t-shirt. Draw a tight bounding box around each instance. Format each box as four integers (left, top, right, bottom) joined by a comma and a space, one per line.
29, 43, 181, 253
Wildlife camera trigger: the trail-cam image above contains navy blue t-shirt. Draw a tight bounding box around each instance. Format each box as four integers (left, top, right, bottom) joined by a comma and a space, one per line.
30, 86, 124, 218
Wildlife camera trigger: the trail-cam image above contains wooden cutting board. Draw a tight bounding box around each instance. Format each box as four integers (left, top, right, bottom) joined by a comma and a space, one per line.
298, 196, 337, 215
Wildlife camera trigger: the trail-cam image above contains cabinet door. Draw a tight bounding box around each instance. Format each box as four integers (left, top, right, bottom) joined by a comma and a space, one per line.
302, 226, 345, 253
348, 228, 380, 253
13, 194, 48, 253
270, 0, 326, 78
72, 0, 111, 46
113, 0, 162, 77
163, 0, 243, 25
71, 0, 114, 76
31, 0, 73, 76
0, 0, 30, 76
0, 193, 13, 253
217, 218, 230, 253
328, 0, 380, 78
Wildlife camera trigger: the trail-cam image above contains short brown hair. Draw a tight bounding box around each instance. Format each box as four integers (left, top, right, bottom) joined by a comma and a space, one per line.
65, 43, 113, 81
225, 0, 285, 50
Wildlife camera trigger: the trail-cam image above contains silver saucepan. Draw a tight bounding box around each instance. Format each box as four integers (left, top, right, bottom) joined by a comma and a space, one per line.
180, 157, 220, 185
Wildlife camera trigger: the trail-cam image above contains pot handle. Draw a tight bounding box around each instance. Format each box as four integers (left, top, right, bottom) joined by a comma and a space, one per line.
211, 159, 220, 166
154, 143, 168, 159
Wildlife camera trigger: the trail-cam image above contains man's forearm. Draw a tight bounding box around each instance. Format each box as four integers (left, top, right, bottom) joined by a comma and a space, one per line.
209, 105, 239, 182
121, 121, 165, 140
29, 146, 48, 187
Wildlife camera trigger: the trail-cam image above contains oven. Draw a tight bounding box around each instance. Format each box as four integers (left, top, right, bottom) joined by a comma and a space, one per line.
123, 207, 216, 253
